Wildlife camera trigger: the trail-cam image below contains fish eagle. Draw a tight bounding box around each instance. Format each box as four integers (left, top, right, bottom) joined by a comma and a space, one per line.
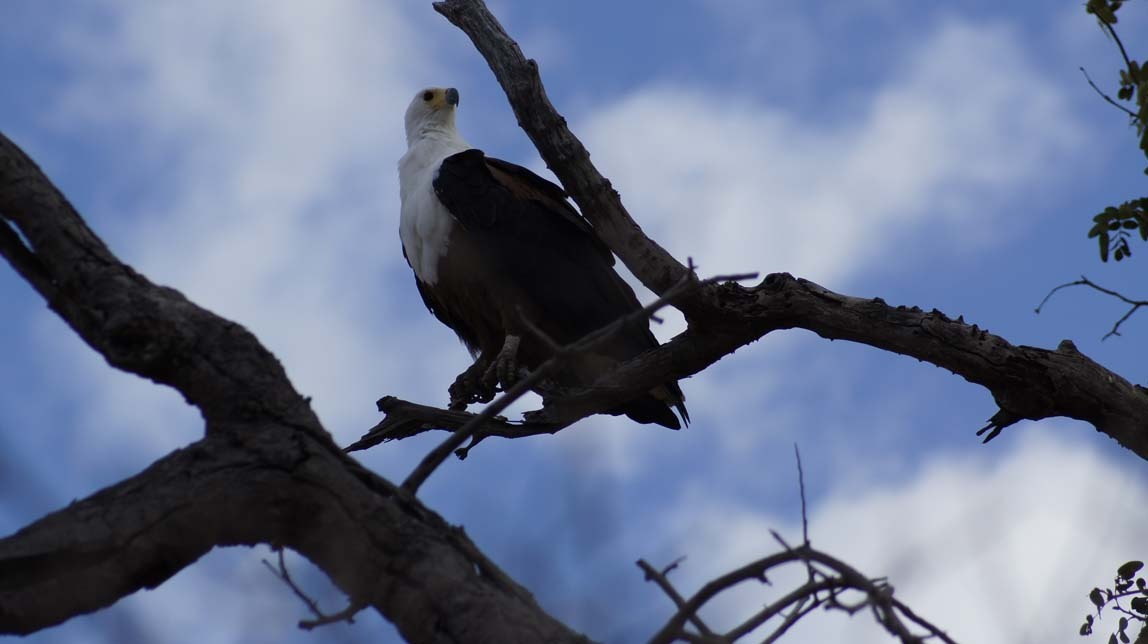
398, 87, 688, 429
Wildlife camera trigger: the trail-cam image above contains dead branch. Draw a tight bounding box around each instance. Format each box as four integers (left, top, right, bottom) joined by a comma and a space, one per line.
642, 447, 956, 644
1036, 275, 1148, 340
0, 130, 592, 642
642, 543, 957, 644
262, 549, 366, 630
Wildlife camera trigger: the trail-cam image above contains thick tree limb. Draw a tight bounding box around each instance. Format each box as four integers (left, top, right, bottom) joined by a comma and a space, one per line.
426, 0, 1148, 454
365, 275, 1148, 460
0, 131, 592, 642
0, 133, 320, 434
0, 424, 586, 642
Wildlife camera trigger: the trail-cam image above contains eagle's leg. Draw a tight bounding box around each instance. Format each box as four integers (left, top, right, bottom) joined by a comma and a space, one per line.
482, 334, 522, 391
448, 356, 497, 410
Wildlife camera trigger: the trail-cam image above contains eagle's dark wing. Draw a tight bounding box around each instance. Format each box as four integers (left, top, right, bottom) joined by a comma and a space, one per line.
433, 148, 687, 428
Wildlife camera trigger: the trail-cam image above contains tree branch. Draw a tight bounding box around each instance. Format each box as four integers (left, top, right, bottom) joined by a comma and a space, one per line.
0, 425, 588, 642
352, 268, 755, 463
0, 132, 323, 435
0, 130, 592, 642
1036, 275, 1148, 340
428, 0, 1148, 454
646, 543, 956, 644
364, 272, 1148, 459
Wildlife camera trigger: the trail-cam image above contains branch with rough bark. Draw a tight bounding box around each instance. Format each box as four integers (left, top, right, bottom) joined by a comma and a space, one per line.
0, 131, 590, 642
415, 0, 1148, 458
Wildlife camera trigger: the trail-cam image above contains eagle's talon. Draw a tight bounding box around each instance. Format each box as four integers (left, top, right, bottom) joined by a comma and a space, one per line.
449, 360, 497, 410
481, 335, 521, 391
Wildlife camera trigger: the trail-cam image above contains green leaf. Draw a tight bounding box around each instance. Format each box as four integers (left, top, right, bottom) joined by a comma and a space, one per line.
1101, 233, 1111, 261
1093, 587, 1108, 608
1131, 596, 1148, 613
1090, 223, 1104, 238
1124, 220, 1140, 229
1120, 86, 1135, 101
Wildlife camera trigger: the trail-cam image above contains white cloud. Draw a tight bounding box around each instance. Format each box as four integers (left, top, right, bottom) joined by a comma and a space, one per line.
661, 430, 1141, 643
36, 0, 466, 463
557, 18, 1085, 477
579, 19, 1082, 287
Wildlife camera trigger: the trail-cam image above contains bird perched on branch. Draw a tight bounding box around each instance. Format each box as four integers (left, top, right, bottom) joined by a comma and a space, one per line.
397, 86, 688, 429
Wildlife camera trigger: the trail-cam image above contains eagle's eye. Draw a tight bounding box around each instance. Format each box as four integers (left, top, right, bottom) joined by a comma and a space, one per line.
422, 90, 435, 102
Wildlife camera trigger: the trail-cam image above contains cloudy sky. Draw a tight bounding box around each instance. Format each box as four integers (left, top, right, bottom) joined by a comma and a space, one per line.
2, 1, 1148, 642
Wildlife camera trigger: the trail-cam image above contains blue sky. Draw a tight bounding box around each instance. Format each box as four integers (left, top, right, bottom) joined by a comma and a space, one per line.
2, 1, 1148, 642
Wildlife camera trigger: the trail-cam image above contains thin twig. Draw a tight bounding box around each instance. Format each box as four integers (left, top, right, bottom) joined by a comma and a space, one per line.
727, 579, 839, 641
263, 549, 324, 621
1036, 275, 1148, 339
646, 543, 958, 644
761, 596, 821, 644
637, 559, 717, 639
794, 444, 809, 547
299, 602, 367, 631
1080, 67, 1139, 119
263, 549, 365, 630
1103, 21, 1135, 80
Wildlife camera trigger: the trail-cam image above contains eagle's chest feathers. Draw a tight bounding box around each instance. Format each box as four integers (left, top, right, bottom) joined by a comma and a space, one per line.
398, 136, 470, 285
398, 168, 454, 285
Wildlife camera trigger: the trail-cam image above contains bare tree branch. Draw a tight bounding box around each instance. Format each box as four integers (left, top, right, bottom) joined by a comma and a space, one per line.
644, 543, 957, 644
352, 268, 756, 465
1079, 67, 1140, 119
637, 559, 717, 639
0, 423, 590, 641
422, 0, 1148, 456
0, 130, 593, 642
1036, 275, 1148, 340
640, 449, 955, 643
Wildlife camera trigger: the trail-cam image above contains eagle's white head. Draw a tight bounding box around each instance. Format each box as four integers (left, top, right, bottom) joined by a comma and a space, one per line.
404, 87, 462, 147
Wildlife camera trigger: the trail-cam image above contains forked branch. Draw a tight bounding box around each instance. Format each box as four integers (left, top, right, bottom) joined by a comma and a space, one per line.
640, 448, 956, 644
